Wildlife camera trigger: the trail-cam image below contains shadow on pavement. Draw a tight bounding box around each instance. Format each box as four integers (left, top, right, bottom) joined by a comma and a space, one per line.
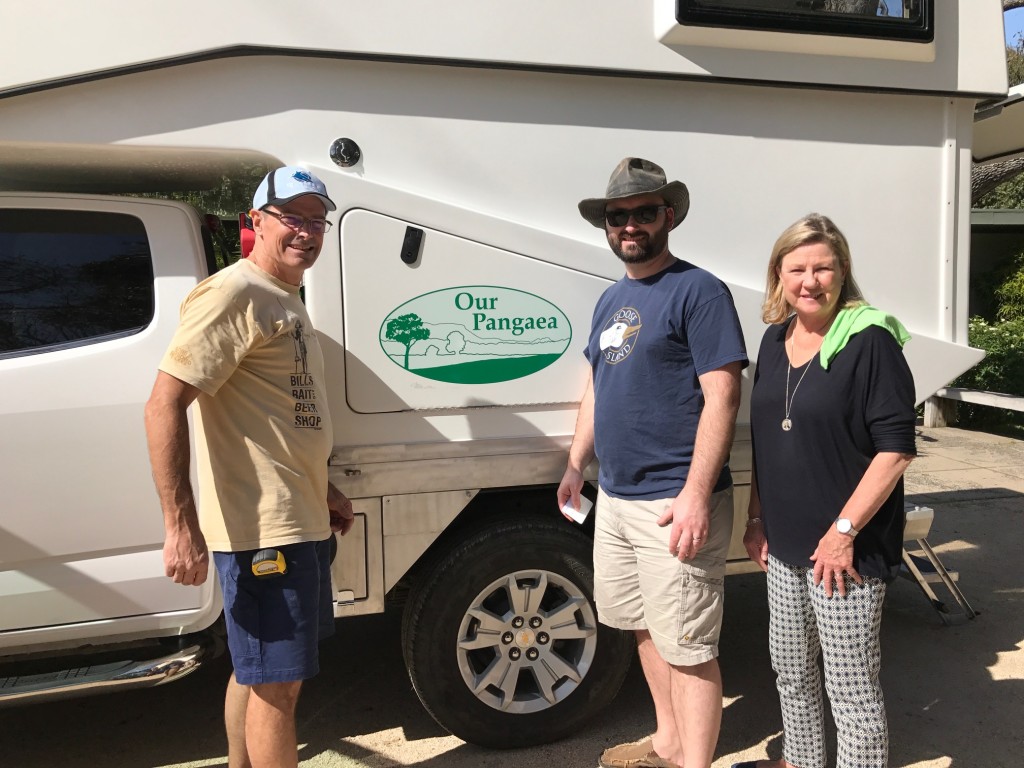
1, 488, 1020, 767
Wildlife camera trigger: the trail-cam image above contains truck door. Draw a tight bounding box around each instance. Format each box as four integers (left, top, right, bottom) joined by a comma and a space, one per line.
0, 194, 219, 649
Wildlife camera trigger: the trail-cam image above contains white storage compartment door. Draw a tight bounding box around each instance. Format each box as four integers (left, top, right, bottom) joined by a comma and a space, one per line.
341, 210, 610, 413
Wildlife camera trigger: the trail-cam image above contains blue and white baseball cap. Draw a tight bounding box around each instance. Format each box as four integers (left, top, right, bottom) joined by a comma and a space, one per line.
252, 166, 337, 212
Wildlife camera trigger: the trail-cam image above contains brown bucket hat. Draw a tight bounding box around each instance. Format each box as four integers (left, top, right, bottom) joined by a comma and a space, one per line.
578, 157, 690, 230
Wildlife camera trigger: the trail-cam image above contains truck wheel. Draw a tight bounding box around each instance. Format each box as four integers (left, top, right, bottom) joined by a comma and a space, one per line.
401, 514, 634, 748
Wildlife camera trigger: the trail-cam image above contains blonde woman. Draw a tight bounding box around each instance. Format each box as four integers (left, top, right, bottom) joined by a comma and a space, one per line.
737, 214, 916, 768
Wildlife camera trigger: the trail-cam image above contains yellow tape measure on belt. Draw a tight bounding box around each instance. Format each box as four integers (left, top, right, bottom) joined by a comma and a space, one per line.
251, 549, 287, 577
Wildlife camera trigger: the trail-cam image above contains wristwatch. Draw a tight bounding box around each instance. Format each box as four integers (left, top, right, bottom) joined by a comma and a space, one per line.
835, 518, 860, 537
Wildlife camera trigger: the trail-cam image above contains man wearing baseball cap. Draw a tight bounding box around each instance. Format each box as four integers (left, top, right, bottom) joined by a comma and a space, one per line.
558, 158, 747, 768
146, 166, 353, 767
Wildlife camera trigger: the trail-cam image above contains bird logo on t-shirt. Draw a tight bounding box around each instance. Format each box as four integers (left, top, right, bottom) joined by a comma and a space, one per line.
599, 308, 642, 364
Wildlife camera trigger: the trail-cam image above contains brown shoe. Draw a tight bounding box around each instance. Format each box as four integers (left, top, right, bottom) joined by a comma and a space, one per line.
599, 738, 679, 768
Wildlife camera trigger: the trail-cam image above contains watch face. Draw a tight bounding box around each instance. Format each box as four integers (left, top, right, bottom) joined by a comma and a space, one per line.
837, 519, 853, 534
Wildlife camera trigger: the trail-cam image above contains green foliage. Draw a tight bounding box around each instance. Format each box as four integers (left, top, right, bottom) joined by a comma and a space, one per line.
975, 173, 1024, 209
1008, 40, 1024, 87
956, 317, 1024, 395
971, 260, 1011, 320
135, 163, 269, 272
952, 316, 1024, 430
995, 254, 1024, 320
169, 165, 269, 218
952, 248, 1024, 430
136, 164, 268, 217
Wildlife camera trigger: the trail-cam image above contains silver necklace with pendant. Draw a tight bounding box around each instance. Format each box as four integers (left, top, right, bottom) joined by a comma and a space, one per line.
783, 331, 814, 432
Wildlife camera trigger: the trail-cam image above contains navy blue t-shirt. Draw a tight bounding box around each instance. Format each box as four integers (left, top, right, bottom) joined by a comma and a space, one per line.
585, 259, 748, 500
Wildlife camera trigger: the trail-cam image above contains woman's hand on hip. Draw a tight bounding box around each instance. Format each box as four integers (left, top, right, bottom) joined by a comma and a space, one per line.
810, 528, 862, 597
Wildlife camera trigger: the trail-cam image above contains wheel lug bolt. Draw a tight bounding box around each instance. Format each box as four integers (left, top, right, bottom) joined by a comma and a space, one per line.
537, 632, 549, 644
529, 617, 542, 628
511, 616, 524, 628
510, 648, 521, 660
501, 631, 514, 644
526, 648, 539, 661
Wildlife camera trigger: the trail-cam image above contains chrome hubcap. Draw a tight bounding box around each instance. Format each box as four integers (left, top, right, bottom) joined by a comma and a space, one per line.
456, 569, 597, 713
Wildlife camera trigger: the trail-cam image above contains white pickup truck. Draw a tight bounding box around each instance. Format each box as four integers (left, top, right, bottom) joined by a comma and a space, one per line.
0, 0, 1014, 748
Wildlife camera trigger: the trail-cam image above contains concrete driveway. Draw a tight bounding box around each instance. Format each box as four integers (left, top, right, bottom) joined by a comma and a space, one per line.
2, 427, 1022, 767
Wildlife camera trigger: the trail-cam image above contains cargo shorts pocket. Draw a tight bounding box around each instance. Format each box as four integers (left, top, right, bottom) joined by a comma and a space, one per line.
677, 571, 725, 646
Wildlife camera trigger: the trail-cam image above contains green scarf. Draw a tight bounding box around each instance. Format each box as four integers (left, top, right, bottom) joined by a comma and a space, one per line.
819, 305, 910, 369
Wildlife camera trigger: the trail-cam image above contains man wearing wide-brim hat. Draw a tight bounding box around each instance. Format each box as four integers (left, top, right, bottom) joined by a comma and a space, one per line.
558, 157, 748, 768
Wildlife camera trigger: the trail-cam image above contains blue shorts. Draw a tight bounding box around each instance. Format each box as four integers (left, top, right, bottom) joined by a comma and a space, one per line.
214, 538, 335, 685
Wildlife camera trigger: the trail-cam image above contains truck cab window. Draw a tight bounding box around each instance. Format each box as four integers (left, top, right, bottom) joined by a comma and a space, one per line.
677, 0, 932, 42
0, 209, 154, 356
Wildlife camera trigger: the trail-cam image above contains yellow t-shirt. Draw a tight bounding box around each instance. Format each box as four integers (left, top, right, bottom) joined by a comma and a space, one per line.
159, 258, 333, 551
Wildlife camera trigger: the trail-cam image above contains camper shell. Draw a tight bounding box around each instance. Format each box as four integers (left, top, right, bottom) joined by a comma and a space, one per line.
0, 0, 1014, 748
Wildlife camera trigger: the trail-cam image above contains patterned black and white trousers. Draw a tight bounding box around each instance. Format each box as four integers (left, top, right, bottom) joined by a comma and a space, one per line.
767, 555, 888, 768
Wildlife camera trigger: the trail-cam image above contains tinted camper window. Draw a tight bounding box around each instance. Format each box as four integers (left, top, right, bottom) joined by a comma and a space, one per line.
0, 209, 154, 356
677, 1, 933, 42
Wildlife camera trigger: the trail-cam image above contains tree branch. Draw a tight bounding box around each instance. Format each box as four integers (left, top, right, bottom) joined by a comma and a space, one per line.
972, 157, 1024, 204
1005, 1, 1024, 13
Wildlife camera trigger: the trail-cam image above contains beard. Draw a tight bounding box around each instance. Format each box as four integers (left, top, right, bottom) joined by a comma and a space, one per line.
608, 224, 670, 264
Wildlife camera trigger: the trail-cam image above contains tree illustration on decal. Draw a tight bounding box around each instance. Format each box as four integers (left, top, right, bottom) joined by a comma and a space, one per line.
385, 313, 430, 370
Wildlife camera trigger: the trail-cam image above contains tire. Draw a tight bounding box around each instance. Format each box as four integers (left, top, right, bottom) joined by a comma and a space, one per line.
401, 514, 634, 748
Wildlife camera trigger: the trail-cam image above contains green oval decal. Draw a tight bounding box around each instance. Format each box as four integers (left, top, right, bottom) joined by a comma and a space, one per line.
379, 286, 572, 384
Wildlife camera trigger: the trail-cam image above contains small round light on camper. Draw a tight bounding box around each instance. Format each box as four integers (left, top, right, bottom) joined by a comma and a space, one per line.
330, 138, 361, 168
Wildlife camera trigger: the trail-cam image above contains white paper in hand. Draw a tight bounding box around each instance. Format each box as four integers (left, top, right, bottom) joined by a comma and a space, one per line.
561, 495, 593, 524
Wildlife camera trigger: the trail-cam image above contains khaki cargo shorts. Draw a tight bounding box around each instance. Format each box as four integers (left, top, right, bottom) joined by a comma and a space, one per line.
593, 486, 733, 666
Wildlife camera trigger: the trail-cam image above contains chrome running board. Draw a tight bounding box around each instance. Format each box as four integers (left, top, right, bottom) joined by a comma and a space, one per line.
0, 643, 207, 706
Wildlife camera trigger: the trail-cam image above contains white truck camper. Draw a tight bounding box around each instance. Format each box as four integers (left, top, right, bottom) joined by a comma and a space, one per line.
0, 0, 1017, 748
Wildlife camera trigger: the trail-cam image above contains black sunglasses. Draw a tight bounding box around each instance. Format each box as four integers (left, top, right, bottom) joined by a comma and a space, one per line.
604, 205, 667, 228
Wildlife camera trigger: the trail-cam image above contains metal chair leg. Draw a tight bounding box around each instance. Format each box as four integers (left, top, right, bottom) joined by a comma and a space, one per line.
901, 539, 978, 624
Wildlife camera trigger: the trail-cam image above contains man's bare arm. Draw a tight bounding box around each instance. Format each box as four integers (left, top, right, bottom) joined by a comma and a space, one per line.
328, 481, 355, 535
685, 361, 743, 500
557, 371, 596, 515
658, 361, 743, 560
144, 371, 208, 586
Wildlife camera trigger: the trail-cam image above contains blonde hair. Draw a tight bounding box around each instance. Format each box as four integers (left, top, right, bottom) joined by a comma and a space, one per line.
761, 213, 866, 325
